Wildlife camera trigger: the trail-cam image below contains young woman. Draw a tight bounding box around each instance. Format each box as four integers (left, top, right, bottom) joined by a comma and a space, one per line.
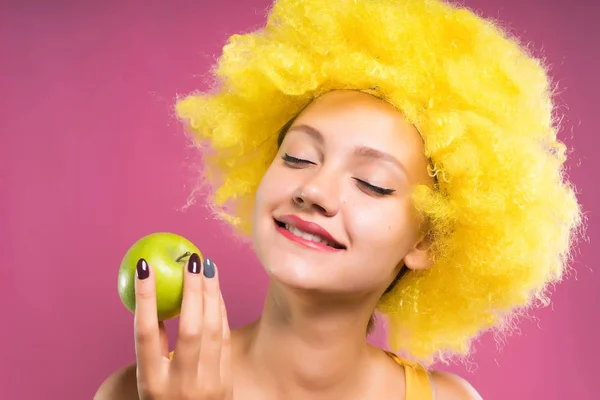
95, 0, 582, 399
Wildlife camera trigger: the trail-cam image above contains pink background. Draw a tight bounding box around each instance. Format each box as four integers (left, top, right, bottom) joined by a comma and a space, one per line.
1, 0, 597, 399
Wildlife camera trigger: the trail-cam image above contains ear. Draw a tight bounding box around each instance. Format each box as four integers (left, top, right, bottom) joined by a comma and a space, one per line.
403, 231, 433, 271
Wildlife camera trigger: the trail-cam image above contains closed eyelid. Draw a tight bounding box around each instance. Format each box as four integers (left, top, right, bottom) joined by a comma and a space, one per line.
286, 125, 408, 179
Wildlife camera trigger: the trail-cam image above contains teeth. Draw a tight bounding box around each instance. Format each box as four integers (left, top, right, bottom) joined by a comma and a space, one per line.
285, 224, 337, 248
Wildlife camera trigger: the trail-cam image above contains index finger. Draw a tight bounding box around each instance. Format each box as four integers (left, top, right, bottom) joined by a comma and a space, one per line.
133, 258, 162, 380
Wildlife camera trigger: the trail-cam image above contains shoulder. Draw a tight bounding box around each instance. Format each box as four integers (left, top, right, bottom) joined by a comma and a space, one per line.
430, 370, 483, 400
94, 363, 139, 400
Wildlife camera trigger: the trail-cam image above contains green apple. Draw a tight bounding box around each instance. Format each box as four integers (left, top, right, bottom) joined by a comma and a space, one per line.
118, 232, 202, 321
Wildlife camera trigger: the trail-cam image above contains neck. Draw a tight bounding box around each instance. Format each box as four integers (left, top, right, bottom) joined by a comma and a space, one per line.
244, 281, 380, 399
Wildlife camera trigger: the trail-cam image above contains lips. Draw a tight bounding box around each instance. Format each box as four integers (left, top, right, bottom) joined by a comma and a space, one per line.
274, 214, 346, 250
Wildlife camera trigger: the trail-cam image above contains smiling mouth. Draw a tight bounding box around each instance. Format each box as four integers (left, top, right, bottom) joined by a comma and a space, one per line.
274, 219, 346, 250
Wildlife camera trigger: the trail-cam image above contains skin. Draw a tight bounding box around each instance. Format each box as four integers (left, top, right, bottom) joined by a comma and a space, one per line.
95, 90, 483, 400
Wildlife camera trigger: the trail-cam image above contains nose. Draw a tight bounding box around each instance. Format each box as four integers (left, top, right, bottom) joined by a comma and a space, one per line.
292, 172, 341, 217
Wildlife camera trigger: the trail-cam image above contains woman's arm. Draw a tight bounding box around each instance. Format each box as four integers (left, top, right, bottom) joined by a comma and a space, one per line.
431, 371, 484, 400
94, 364, 139, 400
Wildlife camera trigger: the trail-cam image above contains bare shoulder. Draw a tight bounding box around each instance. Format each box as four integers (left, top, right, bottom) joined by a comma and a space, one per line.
94, 363, 139, 400
430, 370, 483, 400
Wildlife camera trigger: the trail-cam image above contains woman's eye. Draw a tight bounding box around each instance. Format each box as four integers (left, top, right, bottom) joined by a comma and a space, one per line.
353, 178, 395, 196
282, 153, 315, 165
281, 154, 394, 196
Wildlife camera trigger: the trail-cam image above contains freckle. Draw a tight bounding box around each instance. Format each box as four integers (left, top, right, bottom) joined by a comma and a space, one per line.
388, 225, 391, 231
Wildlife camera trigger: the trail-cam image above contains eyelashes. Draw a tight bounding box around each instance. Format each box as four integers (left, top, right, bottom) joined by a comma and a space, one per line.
282, 153, 315, 165
352, 178, 395, 196
282, 153, 396, 196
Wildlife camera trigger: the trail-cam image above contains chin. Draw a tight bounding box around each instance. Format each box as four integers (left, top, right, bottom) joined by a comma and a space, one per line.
252, 212, 358, 293
259, 254, 367, 298
259, 250, 323, 289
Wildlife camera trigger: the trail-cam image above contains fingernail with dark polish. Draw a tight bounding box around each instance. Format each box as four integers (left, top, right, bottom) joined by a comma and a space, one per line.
136, 258, 149, 280
188, 253, 201, 274
203, 258, 215, 279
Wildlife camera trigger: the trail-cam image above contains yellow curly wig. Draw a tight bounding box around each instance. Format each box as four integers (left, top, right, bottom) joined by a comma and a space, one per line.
175, 0, 583, 365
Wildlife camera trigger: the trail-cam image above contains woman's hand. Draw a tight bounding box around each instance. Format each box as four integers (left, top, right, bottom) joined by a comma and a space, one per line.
134, 254, 232, 400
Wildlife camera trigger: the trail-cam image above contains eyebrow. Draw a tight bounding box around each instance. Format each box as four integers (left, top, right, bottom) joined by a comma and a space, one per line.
287, 123, 408, 175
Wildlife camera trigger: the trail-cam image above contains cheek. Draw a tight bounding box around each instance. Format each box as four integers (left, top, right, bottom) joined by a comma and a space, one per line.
256, 166, 290, 207
346, 199, 415, 258
253, 165, 297, 240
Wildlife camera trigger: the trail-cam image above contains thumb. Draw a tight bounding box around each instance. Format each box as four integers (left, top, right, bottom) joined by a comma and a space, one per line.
220, 291, 232, 383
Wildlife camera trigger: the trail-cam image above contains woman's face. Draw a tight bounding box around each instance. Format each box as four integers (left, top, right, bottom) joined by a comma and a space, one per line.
252, 90, 434, 296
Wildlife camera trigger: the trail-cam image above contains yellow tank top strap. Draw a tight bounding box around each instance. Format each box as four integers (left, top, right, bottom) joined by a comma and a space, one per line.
386, 351, 434, 400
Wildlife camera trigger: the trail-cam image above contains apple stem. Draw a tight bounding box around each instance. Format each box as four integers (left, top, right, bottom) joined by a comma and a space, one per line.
176, 251, 191, 263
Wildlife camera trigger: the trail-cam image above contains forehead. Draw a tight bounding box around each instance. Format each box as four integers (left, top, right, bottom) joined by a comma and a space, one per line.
286, 90, 430, 181
292, 90, 421, 146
